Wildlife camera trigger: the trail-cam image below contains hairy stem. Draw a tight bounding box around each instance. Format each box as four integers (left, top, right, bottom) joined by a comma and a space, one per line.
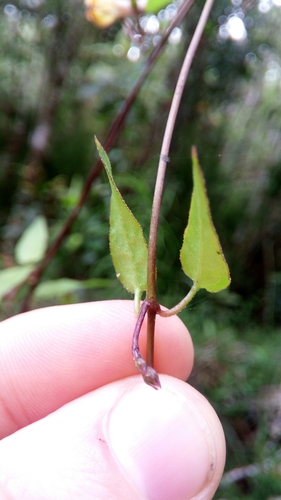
146, 0, 215, 366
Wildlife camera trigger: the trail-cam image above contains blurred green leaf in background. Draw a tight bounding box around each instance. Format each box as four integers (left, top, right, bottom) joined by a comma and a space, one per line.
14, 215, 48, 265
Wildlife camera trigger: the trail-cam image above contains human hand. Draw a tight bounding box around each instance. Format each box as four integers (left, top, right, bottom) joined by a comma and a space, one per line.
0, 300, 225, 499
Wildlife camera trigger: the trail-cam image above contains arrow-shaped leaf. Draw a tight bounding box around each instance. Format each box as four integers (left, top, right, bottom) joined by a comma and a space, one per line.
95, 137, 148, 295
180, 147, 231, 293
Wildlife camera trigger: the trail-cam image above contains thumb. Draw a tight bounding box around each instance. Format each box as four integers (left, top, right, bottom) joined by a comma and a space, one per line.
0, 375, 225, 500
106, 376, 225, 500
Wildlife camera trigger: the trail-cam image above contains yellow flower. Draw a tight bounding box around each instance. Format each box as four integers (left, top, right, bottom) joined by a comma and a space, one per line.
84, 0, 146, 28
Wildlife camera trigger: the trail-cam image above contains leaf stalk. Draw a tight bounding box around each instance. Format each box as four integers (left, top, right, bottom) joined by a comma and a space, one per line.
158, 283, 199, 317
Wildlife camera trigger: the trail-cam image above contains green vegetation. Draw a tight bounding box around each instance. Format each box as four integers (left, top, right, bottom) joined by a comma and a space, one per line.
1, 0, 281, 496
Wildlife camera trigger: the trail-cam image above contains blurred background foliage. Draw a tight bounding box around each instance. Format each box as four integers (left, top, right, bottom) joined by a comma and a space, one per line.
0, 0, 281, 497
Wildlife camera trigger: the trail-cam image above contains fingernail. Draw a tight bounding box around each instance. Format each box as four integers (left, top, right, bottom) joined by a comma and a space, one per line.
106, 379, 216, 500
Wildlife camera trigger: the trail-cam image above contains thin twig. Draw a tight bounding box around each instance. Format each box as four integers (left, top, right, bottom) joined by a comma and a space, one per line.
145, 0, 215, 367
17, 0, 195, 313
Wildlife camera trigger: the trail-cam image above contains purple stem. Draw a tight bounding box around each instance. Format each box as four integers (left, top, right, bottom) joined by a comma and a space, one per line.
132, 300, 161, 390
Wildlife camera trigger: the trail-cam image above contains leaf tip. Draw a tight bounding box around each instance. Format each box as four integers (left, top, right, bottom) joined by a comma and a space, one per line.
191, 145, 198, 161
94, 135, 102, 151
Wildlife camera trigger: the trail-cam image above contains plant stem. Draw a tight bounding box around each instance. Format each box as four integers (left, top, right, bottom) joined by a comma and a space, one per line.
158, 282, 199, 317
146, 306, 156, 366
146, 0, 215, 366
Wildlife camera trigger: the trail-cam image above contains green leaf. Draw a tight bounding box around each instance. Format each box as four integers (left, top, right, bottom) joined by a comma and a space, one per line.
145, 0, 171, 13
15, 216, 48, 265
34, 278, 113, 300
95, 137, 148, 294
0, 265, 35, 300
180, 147, 231, 293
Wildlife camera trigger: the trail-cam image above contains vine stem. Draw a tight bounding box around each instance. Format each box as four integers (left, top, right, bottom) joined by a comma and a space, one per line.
145, 0, 215, 368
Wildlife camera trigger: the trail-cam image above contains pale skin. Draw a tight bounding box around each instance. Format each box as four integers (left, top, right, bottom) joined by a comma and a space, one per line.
0, 300, 226, 500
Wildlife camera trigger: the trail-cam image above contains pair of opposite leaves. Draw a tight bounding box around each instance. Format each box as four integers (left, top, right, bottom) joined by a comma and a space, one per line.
96, 137, 230, 306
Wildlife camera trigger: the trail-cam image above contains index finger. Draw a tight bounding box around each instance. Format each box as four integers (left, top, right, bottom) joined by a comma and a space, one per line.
0, 300, 193, 439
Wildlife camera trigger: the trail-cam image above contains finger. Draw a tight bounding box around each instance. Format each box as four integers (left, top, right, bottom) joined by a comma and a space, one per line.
0, 300, 193, 438
0, 375, 225, 500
